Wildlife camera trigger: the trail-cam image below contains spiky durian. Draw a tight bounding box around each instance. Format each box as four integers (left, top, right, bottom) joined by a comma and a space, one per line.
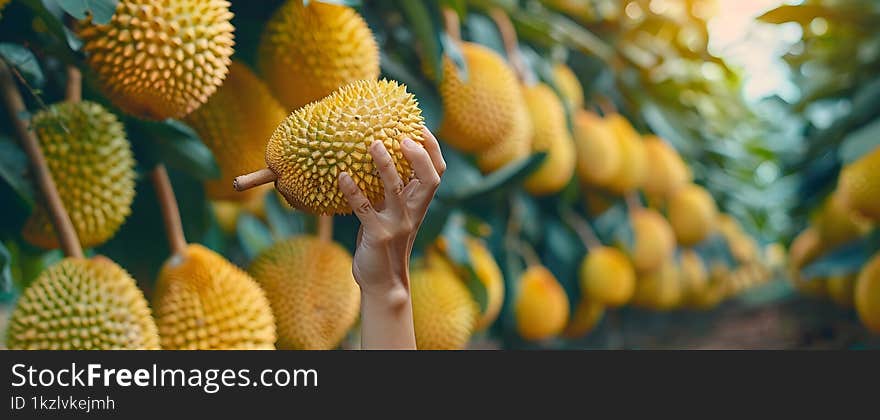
153, 244, 276, 350
264, 79, 425, 215
641, 135, 690, 202
562, 299, 604, 339
787, 228, 826, 297
185, 62, 287, 202
629, 208, 676, 273
812, 191, 873, 247
515, 266, 570, 341
249, 236, 360, 350
7, 257, 159, 350
838, 146, 880, 221
856, 253, 880, 332
573, 110, 621, 187
631, 259, 682, 310
679, 249, 708, 307
258, 0, 379, 110
522, 83, 576, 195
603, 113, 646, 195
579, 246, 636, 307
459, 239, 505, 331
668, 184, 718, 246
553, 63, 584, 110
78, 0, 235, 120
439, 42, 531, 153
475, 98, 533, 173
23, 101, 135, 250
411, 264, 478, 350
826, 274, 856, 308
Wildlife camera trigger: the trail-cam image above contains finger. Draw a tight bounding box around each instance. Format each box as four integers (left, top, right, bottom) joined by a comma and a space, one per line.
339, 172, 380, 227
402, 137, 441, 200
370, 140, 406, 205
421, 126, 446, 177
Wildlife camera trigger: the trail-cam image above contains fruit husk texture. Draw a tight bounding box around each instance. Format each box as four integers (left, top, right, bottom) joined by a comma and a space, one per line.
265, 79, 425, 215
515, 266, 570, 341
185, 62, 288, 201
258, 0, 379, 110
411, 265, 478, 350
522, 83, 576, 195
23, 101, 136, 250
579, 246, 636, 307
7, 257, 160, 350
573, 110, 621, 186
153, 244, 276, 350
249, 236, 360, 350
838, 146, 880, 221
439, 42, 531, 153
78, 0, 235, 120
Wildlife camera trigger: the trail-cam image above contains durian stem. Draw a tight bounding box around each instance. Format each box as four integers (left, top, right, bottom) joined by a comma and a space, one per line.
560, 207, 601, 251
489, 8, 535, 85
65, 66, 82, 103
442, 8, 461, 43
151, 164, 188, 257
234, 168, 277, 192
317, 215, 333, 242
0, 60, 84, 259
625, 192, 643, 212
516, 239, 541, 268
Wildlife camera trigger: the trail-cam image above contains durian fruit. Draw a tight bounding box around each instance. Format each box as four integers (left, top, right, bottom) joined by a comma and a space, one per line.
411, 263, 478, 350
718, 214, 759, 264
23, 101, 135, 250
212, 200, 241, 234
264, 79, 425, 215
464, 239, 505, 330
641, 135, 691, 202
475, 103, 533, 173
629, 208, 676, 273
78, 0, 235, 120
153, 244, 276, 350
573, 110, 621, 187
553, 63, 584, 110
668, 184, 718, 246
837, 146, 880, 221
787, 228, 826, 297
249, 236, 360, 350
812, 191, 873, 247
855, 253, 880, 333
522, 83, 576, 195
691, 262, 729, 309
185, 62, 288, 202
258, 0, 379, 110
439, 42, 531, 153
7, 257, 159, 350
515, 266, 570, 341
603, 113, 647, 195
826, 274, 856, 308
563, 299, 604, 339
631, 259, 682, 311
579, 246, 636, 307
679, 249, 708, 307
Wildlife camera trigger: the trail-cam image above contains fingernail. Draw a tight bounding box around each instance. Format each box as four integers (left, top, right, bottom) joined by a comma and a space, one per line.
371, 140, 383, 150
339, 172, 351, 185
403, 138, 416, 148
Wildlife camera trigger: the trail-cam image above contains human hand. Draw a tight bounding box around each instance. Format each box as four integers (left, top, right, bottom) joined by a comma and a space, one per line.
338, 127, 446, 349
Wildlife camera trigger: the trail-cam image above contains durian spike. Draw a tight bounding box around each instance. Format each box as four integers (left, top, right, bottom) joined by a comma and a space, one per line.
151, 165, 187, 257
0, 61, 83, 258
489, 8, 536, 85
560, 207, 601, 251
442, 8, 461, 43
234, 168, 278, 192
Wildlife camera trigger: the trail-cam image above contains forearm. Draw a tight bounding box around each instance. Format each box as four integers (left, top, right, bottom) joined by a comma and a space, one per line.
360, 280, 417, 350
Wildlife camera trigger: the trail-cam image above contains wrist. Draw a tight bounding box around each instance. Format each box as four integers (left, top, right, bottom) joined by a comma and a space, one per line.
360, 274, 411, 309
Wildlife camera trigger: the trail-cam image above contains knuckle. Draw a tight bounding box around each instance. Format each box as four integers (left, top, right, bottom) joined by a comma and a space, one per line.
355, 201, 373, 215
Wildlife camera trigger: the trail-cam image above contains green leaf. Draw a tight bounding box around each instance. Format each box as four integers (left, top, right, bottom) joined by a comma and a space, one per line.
128, 119, 220, 181
19, 0, 79, 51
0, 241, 13, 294
236, 214, 273, 260
52, 0, 118, 24
441, 211, 488, 313
396, 0, 443, 83
263, 193, 305, 239
413, 200, 452, 251
0, 43, 45, 87
455, 152, 546, 202
0, 138, 36, 207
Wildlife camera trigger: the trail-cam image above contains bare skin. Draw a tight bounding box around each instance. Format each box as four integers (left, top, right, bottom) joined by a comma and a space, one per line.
338, 127, 446, 350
